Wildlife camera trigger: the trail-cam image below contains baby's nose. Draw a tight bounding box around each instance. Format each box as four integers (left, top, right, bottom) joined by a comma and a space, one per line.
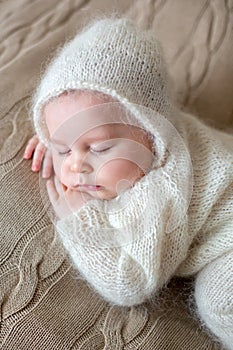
70, 156, 92, 174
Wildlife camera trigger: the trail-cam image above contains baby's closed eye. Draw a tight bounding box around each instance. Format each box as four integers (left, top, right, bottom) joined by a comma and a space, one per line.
90, 143, 114, 154
55, 141, 115, 157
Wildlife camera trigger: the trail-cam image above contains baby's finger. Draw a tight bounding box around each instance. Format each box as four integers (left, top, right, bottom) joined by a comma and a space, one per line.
32, 142, 46, 172
42, 149, 53, 178
23, 135, 39, 159
46, 179, 59, 205
54, 175, 65, 196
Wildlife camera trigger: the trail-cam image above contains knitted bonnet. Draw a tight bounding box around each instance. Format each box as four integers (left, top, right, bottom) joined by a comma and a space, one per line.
32, 17, 177, 166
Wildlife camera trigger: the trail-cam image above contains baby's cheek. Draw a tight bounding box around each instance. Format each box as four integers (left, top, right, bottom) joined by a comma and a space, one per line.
97, 159, 143, 185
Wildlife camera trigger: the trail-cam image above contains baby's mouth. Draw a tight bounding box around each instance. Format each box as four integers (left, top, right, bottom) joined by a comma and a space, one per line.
73, 184, 103, 191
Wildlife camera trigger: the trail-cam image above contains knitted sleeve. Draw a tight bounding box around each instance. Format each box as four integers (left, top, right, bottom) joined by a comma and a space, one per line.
55, 162, 191, 307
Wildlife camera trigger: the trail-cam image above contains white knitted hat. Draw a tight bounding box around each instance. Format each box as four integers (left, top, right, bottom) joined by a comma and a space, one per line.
32, 17, 175, 165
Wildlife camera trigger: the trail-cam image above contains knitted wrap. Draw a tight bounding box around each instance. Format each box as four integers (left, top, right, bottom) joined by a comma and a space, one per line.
54, 109, 233, 306
33, 18, 233, 314
32, 18, 173, 148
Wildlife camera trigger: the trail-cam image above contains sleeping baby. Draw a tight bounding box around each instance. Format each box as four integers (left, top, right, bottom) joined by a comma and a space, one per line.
24, 18, 233, 349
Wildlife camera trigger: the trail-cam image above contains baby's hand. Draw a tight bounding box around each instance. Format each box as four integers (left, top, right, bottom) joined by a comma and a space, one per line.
46, 175, 93, 219
23, 135, 53, 178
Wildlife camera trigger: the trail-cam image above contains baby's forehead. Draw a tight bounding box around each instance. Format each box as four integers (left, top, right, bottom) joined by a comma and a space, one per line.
78, 121, 146, 138
51, 121, 148, 146
94, 122, 131, 131
86, 122, 141, 137
46, 91, 148, 142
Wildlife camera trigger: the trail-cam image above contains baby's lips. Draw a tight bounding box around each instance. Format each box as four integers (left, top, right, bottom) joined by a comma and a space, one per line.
61, 183, 68, 191
73, 184, 103, 191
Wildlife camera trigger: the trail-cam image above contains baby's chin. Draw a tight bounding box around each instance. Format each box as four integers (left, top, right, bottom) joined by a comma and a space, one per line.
82, 189, 118, 201
87, 186, 134, 201
72, 187, 125, 201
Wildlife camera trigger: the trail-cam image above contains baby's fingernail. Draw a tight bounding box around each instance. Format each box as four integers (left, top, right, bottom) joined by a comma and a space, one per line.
32, 165, 38, 171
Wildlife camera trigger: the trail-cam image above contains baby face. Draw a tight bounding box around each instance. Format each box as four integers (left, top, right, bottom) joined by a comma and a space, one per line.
44, 91, 153, 200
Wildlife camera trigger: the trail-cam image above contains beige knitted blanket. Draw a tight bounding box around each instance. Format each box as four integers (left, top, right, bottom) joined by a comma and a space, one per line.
1, 0, 232, 349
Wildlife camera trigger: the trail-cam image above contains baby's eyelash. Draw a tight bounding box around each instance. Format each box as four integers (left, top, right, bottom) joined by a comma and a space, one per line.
57, 146, 112, 156
90, 146, 112, 154
58, 149, 71, 156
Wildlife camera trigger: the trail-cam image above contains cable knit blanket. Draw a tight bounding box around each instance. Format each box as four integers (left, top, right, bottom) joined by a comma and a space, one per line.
1, 0, 232, 349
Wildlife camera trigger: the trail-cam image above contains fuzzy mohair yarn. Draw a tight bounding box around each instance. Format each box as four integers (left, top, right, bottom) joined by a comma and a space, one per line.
32, 17, 233, 350
32, 17, 173, 149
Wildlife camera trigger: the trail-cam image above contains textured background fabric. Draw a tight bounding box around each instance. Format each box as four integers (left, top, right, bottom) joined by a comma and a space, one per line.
1, 0, 232, 349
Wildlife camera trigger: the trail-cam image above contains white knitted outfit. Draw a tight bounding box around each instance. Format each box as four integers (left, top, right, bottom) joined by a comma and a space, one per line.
32, 18, 233, 349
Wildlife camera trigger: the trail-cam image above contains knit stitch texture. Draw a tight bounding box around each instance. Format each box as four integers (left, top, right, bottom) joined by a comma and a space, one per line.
32, 18, 233, 350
